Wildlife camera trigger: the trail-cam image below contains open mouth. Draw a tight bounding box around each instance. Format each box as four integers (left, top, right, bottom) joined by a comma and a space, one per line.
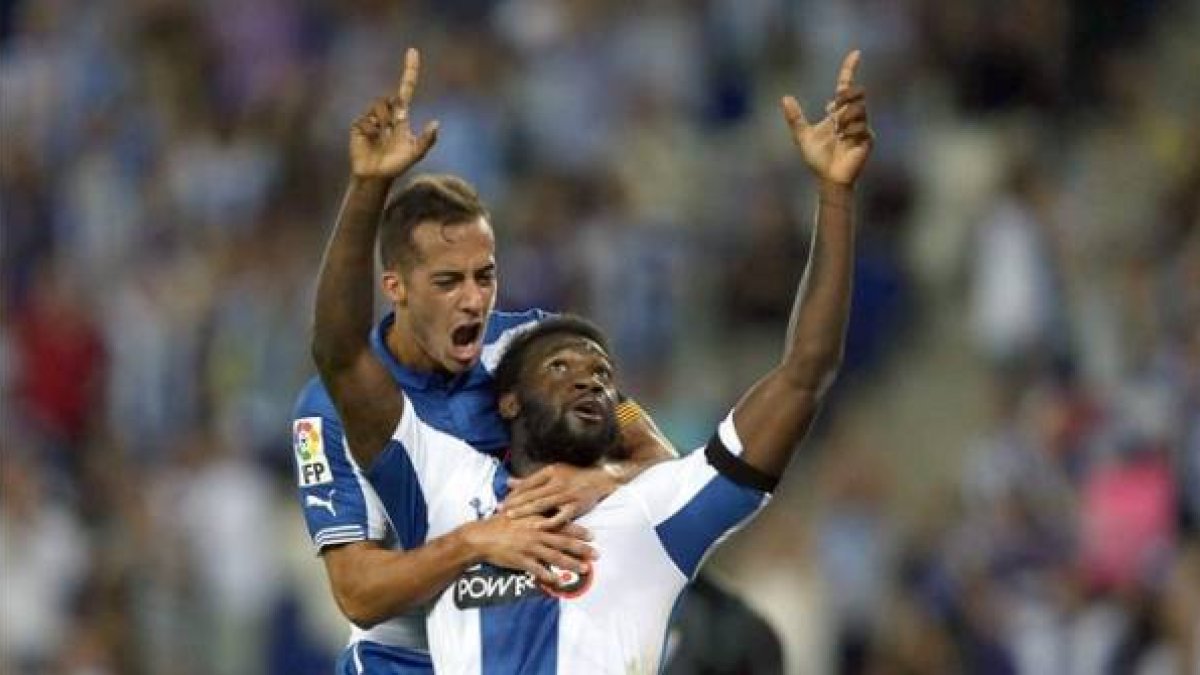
452, 323, 482, 347
449, 323, 483, 364
571, 396, 606, 423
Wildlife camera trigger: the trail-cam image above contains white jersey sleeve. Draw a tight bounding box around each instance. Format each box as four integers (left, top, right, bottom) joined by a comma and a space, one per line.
624, 412, 771, 578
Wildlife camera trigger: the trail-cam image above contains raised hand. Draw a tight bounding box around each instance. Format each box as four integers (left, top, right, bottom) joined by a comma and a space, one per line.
781, 50, 873, 186
349, 47, 440, 180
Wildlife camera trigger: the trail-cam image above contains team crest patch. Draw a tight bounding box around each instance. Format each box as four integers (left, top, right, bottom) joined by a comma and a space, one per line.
539, 563, 593, 599
293, 417, 333, 486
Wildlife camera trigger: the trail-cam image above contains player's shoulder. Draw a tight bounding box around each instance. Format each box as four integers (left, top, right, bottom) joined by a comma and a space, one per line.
293, 375, 339, 421
484, 308, 553, 343
481, 308, 554, 372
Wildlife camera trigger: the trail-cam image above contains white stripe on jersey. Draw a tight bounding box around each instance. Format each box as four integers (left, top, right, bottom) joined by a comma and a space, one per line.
343, 434, 387, 540
480, 320, 543, 373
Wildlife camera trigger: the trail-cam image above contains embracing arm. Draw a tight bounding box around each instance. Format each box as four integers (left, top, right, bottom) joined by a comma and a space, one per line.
735, 50, 873, 479
323, 517, 592, 627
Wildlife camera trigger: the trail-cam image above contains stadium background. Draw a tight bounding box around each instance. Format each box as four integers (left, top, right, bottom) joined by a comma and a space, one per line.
1, 0, 1197, 672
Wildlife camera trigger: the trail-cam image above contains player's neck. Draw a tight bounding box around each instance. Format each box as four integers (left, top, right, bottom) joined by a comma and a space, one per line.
507, 452, 545, 479
505, 426, 544, 478
387, 315, 439, 373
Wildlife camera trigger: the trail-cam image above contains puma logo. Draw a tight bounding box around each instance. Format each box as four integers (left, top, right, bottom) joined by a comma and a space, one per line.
469, 497, 495, 521
305, 490, 337, 517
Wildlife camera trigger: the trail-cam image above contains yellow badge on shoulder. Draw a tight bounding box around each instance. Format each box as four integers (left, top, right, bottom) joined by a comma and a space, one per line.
293, 417, 333, 486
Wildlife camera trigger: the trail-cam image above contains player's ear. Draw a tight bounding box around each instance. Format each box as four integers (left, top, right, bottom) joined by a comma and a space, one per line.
498, 391, 520, 420
381, 269, 407, 307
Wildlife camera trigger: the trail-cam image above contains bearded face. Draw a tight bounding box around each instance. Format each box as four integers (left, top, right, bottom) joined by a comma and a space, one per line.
514, 387, 618, 468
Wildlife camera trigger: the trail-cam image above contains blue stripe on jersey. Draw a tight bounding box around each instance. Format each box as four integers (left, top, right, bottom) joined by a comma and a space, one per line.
479, 462, 559, 674
366, 439, 428, 551
654, 475, 765, 578
335, 641, 433, 674
480, 594, 560, 675
293, 377, 373, 547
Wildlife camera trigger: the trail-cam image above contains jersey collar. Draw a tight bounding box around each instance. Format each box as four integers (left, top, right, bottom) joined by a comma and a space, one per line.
492, 462, 513, 501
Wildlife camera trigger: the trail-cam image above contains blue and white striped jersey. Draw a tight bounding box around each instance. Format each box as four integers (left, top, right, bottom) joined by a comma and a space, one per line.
375, 396, 770, 674
290, 309, 549, 670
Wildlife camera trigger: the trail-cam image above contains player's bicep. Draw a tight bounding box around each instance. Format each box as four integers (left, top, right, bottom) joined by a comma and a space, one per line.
731, 366, 823, 478
323, 351, 405, 470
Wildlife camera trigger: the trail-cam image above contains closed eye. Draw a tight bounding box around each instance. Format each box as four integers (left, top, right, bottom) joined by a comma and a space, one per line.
431, 274, 462, 290
475, 267, 496, 286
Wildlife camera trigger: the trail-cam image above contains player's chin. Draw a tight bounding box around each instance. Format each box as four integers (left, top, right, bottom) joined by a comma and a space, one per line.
440, 348, 478, 372
564, 421, 617, 459
444, 342, 482, 371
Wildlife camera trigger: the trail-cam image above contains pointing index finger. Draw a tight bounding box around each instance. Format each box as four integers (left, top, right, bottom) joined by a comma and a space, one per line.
836, 49, 861, 94
397, 47, 420, 109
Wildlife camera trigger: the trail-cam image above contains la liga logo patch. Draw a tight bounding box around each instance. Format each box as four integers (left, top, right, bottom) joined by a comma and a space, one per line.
293, 417, 333, 486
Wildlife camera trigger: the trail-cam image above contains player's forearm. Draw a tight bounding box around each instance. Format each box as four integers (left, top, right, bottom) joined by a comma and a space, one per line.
327, 530, 477, 628
730, 182, 855, 479
311, 176, 392, 374
780, 181, 855, 392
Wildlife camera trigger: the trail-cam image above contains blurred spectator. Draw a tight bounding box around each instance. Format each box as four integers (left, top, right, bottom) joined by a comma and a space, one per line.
10, 261, 107, 462
0, 450, 89, 671
968, 162, 1067, 373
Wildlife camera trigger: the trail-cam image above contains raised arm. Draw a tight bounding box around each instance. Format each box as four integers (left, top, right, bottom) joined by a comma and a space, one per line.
734, 50, 873, 478
311, 47, 439, 468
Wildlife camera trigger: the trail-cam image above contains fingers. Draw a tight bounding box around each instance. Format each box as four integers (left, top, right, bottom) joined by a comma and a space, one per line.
836, 49, 861, 93
503, 470, 559, 516
513, 556, 559, 585
780, 95, 808, 133
539, 503, 578, 530
832, 91, 870, 144
506, 490, 569, 520
539, 532, 597, 562
555, 522, 592, 541
507, 468, 551, 495
415, 120, 439, 158
833, 85, 866, 109
396, 47, 420, 109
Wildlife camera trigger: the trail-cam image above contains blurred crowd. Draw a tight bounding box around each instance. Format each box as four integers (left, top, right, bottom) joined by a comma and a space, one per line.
1, 0, 1197, 673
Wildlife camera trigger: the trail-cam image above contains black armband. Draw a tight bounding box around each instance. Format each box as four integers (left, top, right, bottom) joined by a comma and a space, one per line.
704, 434, 779, 493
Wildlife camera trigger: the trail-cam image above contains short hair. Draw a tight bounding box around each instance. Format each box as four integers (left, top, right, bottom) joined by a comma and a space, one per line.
379, 174, 489, 270
493, 315, 613, 396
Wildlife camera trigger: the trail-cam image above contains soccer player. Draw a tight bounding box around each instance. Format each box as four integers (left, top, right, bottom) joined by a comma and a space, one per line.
312, 45, 873, 672
291, 49, 674, 672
